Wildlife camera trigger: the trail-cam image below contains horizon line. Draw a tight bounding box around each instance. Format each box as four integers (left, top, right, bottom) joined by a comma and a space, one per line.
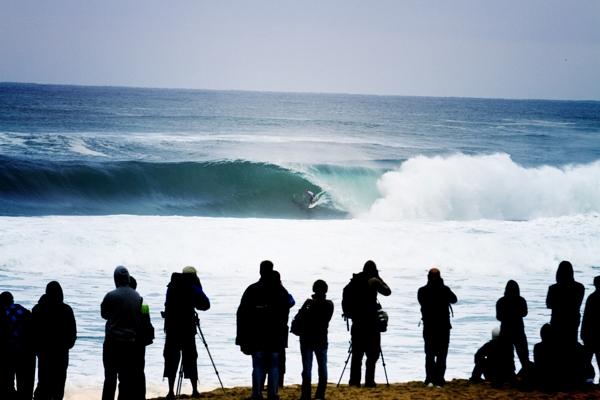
1, 80, 599, 103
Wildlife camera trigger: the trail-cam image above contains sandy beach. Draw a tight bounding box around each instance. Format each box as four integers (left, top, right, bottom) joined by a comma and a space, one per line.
148, 380, 600, 400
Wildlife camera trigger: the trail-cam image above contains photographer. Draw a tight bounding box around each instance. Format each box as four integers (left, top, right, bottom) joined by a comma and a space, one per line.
162, 266, 210, 400
343, 260, 391, 388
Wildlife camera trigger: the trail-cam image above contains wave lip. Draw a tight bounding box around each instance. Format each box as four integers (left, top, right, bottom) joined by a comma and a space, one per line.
366, 153, 600, 221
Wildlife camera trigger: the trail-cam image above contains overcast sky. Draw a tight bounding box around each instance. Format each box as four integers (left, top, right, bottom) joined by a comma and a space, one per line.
1, 0, 599, 100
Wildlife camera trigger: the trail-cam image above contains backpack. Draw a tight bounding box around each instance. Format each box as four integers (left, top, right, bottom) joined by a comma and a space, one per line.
139, 300, 155, 346
342, 277, 359, 319
290, 299, 312, 336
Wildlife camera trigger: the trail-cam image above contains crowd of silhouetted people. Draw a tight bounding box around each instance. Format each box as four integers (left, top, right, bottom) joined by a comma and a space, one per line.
1, 259, 600, 400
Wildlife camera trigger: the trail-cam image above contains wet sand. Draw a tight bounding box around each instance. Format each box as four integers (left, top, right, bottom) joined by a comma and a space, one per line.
148, 380, 600, 400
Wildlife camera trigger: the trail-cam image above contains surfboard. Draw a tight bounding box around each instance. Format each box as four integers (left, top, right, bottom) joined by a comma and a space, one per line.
307, 191, 325, 209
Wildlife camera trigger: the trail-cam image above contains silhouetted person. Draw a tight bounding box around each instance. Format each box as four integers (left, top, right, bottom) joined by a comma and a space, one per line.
236, 260, 292, 400
297, 279, 334, 400
418, 267, 457, 387
269, 270, 294, 389
101, 266, 143, 400
470, 327, 515, 387
0, 291, 35, 400
546, 260, 584, 344
496, 280, 530, 369
534, 323, 591, 391
32, 281, 77, 400
581, 276, 600, 383
163, 266, 210, 400
345, 260, 391, 388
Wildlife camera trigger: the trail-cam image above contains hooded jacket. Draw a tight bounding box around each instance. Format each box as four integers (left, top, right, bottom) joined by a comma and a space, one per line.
101, 266, 142, 343
32, 281, 76, 352
496, 280, 527, 331
546, 261, 585, 324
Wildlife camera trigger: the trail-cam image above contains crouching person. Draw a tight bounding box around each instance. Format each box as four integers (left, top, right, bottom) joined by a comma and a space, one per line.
470, 327, 515, 387
163, 266, 210, 400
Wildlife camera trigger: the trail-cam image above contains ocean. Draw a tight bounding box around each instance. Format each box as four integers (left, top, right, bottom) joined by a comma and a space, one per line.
1, 82, 600, 398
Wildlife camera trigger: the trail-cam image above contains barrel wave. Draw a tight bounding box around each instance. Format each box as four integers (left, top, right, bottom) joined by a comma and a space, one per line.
0, 157, 347, 218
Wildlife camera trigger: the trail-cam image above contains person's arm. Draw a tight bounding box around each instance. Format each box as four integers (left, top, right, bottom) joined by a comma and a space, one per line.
369, 277, 391, 296
447, 287, 458, 304
521, 297, 528, 318
495, 299, 503, 322
66, 305, 77, 349
193, 283, 210, 311
100, 293, 110, 320
546, 286, 553, 310
581, 297, 591, 343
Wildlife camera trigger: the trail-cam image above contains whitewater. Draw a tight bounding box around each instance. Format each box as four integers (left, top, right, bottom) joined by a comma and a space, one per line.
1, 83, 600, 398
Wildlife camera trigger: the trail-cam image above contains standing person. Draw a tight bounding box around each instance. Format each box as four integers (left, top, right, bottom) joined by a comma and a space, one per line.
162, 266, 210, 400
581, 276, 600, 383
343, 260, 391, 388
546, 260, 585, 344
418, 267, 457, 387
32, 281, 77, 400
0, 291, 35, 400
496, 280, 530, 370
295, 279, 334, 400
236, 260, 292, 400
101, 266, 143, 400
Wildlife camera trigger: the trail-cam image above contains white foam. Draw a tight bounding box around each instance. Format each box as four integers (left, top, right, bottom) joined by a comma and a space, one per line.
366, 153, 600, 221
69, 138, 108, 157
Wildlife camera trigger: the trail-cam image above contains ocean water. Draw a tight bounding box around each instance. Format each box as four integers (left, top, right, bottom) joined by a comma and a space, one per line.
1, 83, 600, 398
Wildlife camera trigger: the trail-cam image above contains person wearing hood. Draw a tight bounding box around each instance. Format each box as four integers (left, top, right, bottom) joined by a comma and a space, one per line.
496, 280, 530, 369
32, 281, 77, 400
546, 261, 585, 344
345, 260, 391, 388
418, 267, 457, 387
101, 266, 143, 400
236, 260, 292, 400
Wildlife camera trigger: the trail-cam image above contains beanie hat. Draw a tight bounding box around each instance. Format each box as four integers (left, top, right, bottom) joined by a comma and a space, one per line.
182, 266, 197, 275
492, 326, 501, 339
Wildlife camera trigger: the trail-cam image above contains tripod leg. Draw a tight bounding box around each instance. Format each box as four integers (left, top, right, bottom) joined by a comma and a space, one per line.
380, 348, 390, 386
196, 317, 226, 394
337, 342, 352, 387
176, 355, 184, 398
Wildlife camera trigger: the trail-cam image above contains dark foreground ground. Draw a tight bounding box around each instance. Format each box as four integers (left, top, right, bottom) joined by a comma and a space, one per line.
149, 379, 600, 400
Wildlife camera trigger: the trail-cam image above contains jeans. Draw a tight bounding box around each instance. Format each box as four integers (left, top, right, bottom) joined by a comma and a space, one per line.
349, 324, 380, 386
300, 342, 327, 399
251, 351, 280, 400
423, 327, 450, 386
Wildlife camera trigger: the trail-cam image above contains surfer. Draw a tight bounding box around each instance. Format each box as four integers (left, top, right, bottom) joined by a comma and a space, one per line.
306, 190, 324, 209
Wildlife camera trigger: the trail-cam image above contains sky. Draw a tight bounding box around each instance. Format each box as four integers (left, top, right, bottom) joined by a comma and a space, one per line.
1, 0, 599, 100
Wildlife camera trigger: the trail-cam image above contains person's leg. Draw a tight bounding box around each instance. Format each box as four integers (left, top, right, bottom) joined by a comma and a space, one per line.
116, 341, 138, 400
513, 330, 530, 368
54, 351, 69, 400
266, 352, 280, 400
434, 330, 450, 386
163, 336, 181, 398
181, 335, 199, 396
315, 347, 328, 399
16, 350, 35, 400
102, 341, 118, 400
364, 331, 381, 387
300, 342, 313, 400
251, 352, 266, 399
423, 329, 434, 385
349, 325, 364, 386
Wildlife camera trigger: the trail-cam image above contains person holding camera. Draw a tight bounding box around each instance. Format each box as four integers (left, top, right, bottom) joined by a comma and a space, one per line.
162, 266, 210, 400
342, 260, 391, 388
418, 267, 457, 387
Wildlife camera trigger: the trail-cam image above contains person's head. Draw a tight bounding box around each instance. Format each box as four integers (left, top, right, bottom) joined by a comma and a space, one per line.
0, 291, 14, 308
491, 326, 501, 339
556, 260, 574, 284
504, 280, 520, 296
594, 275, 600, 290
182, 265, 197, 276
113, 265, 130, 288
540, 323, 553, 342
313, 279, 328, 296
272, 270, 281, 284
427, 267, 441, 283
363, 260, 378, 278
45, 281, 64, 303
260, 260, 274, 277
